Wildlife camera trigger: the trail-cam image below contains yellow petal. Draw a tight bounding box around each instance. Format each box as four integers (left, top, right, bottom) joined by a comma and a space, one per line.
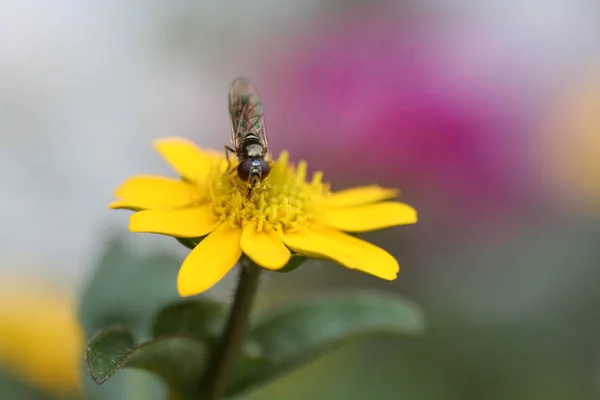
154, 137, 219, 182
325, 185, 399, 208
281, 228, 399, 280
177, 223, 242, 296
110, 175, 200, 210
129, 205, 219, 238
327, 202, 417, 232
241, 220, 291, 270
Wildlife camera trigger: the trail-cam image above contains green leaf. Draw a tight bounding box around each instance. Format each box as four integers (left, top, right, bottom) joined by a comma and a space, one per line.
85, 326, 135, 384
227, 291, 425, 396
86, 326, 208, 398
78, 236, 182, 339
151, 299, 227, 344
151, 299, 263, 363
78, 235, 184, 400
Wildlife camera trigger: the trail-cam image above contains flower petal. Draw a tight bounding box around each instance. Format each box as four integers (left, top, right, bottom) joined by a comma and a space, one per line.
241, 220, 291, 270
177, 223, 242, 296
281, 228, 399, 280
327, 202, 417, 232
129, 205, 219, 238
325, 185, 399, 208
110, 175, 200, 210
154, 137, 220, 182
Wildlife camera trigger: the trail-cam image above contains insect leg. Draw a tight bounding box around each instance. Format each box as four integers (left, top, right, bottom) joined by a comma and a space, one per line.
226, 165, 237, 178
228, 173, 247, 194
246, 188, 255, 202
224, 145, 236, 171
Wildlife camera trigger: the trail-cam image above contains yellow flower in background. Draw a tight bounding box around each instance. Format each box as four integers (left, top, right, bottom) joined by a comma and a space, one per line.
542, 69, 600, 211
0, 277, 82, 397
111, 138, 417, 296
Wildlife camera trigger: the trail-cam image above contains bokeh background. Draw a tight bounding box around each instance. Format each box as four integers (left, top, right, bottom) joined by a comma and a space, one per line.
2, 1, 600, 399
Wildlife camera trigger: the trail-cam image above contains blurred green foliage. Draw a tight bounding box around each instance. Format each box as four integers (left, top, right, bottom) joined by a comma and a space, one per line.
77, 236, 424, 399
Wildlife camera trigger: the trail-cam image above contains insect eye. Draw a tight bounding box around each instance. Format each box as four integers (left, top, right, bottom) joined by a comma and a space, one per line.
260, 160, 271, 178
237, 160, 252, 182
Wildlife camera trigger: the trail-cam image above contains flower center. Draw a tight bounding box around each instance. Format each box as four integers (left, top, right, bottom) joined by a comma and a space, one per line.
204, 151, 330, 231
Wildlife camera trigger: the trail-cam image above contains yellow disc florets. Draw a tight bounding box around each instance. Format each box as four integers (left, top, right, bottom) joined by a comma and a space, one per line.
205, 151, 330, 232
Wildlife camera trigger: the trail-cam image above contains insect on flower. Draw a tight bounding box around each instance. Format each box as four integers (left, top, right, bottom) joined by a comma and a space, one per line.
225, 76, 271, 201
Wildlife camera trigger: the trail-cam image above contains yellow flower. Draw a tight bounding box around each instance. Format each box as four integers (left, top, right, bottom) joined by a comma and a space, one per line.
541, 69, 600, 212
0, 276, 83, 397
110, 138, 417, 296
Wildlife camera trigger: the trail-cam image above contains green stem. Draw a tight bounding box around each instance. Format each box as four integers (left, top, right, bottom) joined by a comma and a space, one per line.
202, 258, 261, 400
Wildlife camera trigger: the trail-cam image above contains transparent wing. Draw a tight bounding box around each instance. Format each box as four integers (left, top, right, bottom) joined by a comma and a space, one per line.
228, 76, 268, 152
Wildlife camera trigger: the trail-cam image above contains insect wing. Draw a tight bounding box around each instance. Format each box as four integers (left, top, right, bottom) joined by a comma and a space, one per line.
228, 77, 268, 152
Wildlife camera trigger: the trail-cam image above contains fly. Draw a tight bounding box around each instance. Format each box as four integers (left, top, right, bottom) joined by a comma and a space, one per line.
225, 76, 271, 200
